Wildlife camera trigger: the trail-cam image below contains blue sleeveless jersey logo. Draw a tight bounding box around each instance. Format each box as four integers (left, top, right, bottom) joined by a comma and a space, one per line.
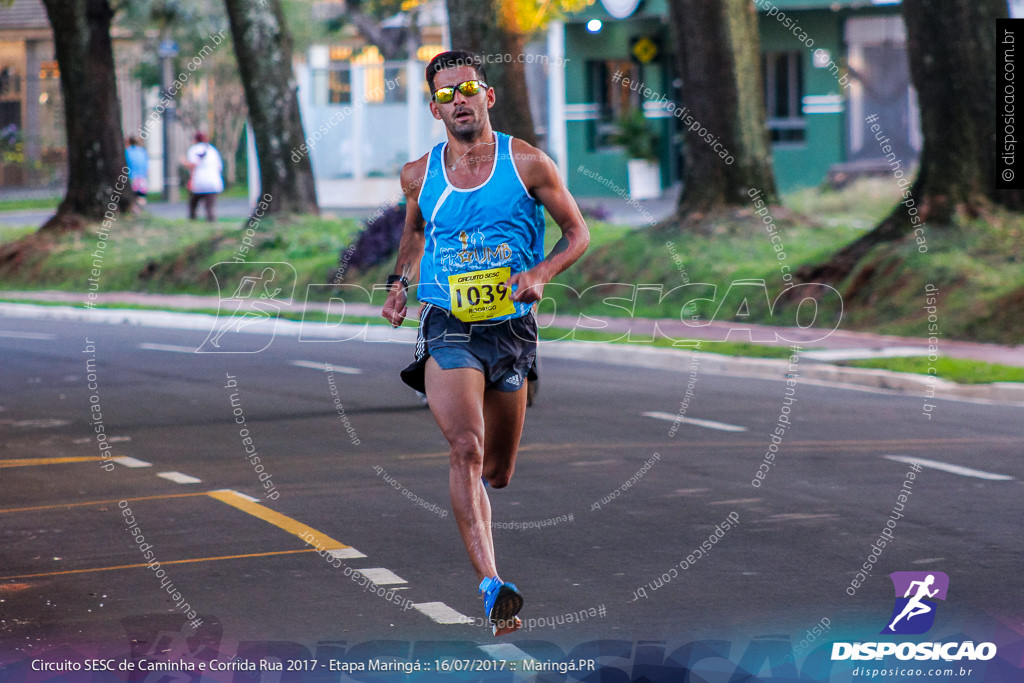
417, 132, 545, 319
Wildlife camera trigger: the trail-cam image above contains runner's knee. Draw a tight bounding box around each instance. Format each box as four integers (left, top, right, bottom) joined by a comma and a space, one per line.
485, 471, 512, 489
481, 441, 518, 488
449, 433, 484, 467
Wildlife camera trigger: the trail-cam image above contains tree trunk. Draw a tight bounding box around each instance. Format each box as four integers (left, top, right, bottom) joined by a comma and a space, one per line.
800, 0, 1019, 284
667, 0, 777, 214
39, 0, 133, 232
445, 0, 537, 145
905, 0, 1017, 216
223, 0, 318, 214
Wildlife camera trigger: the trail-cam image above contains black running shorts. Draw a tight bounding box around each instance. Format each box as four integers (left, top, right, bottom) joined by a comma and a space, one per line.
400, 303, 538, 394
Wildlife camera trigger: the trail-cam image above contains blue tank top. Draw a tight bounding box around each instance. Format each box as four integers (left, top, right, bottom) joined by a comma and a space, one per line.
416, 132, 545, 319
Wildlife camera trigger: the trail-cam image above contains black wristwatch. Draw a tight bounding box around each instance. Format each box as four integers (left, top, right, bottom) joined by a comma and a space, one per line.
386, 274, 409, 292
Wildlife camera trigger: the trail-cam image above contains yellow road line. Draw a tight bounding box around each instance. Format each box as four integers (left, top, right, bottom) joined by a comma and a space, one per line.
207, 489, 349, 550
0, 548, 317, 581
0, 456, 103, 469
0, 492, 209, 515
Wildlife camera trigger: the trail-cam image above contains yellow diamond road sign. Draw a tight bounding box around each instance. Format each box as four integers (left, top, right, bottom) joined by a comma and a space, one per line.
633, 37, 657, 63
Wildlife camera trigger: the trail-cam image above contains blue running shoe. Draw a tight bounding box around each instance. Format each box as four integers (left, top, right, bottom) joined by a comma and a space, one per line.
479, 576, 523, 633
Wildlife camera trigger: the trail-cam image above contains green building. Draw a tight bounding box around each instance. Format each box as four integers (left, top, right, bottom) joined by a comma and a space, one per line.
557, 0, 917, 197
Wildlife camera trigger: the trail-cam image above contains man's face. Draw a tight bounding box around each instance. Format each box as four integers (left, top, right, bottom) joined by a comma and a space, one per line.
429, 65, 494, 141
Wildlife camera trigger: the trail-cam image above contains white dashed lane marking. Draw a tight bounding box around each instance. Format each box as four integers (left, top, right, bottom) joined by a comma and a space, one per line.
289, 360, 362, 374
72, 435, 131, 444
157, 471, 202, 484
413, 601, 474, 625
0, 331, 57, 340
137, 343, 197, 353
708, 498, 761, 505
883, 455, 1014, 481
0, 419, 71, 428
112, 456, 152, 468
355, 568, 407, 585
642, 411, 748, 432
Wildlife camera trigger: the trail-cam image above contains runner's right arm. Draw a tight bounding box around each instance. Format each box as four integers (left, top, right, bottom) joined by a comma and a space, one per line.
382, 156, 428, 327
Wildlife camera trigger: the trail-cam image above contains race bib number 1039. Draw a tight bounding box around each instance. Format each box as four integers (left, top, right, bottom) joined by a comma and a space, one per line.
448, 267, 516, 322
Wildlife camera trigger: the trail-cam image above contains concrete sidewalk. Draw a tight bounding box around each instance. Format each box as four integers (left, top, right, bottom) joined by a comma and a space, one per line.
2, 290, 1023, 404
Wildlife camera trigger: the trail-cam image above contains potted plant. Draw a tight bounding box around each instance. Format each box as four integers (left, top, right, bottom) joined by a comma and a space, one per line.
0, 124, 25, 185
610, 107, 660, 199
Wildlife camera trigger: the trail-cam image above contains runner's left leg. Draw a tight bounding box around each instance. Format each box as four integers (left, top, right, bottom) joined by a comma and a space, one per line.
480, 383, 528, 636
424, 358, 496, 581
424, 358, 528, 635
481, 384, 527, 488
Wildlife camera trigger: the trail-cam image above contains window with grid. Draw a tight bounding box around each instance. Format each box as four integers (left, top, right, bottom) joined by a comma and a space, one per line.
763, 51, 805, 144
587, 59, 640, 150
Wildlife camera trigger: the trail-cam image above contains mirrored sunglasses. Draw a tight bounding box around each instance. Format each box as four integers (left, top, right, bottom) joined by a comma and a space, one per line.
432, 80, 488, 104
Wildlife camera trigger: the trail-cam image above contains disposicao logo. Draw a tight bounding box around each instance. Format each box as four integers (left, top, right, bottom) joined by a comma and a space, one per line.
882, 571, 948, 635
831, 571, 998, 663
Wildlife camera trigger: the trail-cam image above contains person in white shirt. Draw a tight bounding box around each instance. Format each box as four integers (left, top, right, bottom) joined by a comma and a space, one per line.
184, 132, 224, 221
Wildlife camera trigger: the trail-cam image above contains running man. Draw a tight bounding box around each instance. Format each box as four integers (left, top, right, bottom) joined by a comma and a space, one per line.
381, 50, 589, 636
888, 574, 939, 631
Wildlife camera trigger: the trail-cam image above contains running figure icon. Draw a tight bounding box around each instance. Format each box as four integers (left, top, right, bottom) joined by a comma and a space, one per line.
888, 574, 939, 631
198, 263, 296, 353
208, 267, 284, 347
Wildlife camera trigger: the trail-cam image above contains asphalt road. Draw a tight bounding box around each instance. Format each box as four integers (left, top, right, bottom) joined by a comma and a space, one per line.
0, 315, 1021, 682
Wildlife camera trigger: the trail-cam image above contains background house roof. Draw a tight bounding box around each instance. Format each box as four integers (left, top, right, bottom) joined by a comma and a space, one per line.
0, 0, 49, 31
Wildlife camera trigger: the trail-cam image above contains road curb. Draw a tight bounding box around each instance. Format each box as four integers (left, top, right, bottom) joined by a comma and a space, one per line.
3, 302, 1023, 405
537, 341, 1024, 404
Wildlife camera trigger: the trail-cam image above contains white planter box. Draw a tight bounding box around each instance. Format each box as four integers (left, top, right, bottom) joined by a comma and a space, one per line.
627, 159, 661, 200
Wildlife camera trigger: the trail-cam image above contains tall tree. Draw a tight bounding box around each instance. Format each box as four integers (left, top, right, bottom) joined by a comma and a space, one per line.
446, 0, 536, 144
39, 0, 134, 231
801, 0, 1020, 283
445, 0, 590, 146
223, 0, 318, 214
667, 0, 778, 215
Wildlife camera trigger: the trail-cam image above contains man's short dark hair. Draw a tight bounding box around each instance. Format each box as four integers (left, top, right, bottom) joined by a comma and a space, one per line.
425, 50, 488, 92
